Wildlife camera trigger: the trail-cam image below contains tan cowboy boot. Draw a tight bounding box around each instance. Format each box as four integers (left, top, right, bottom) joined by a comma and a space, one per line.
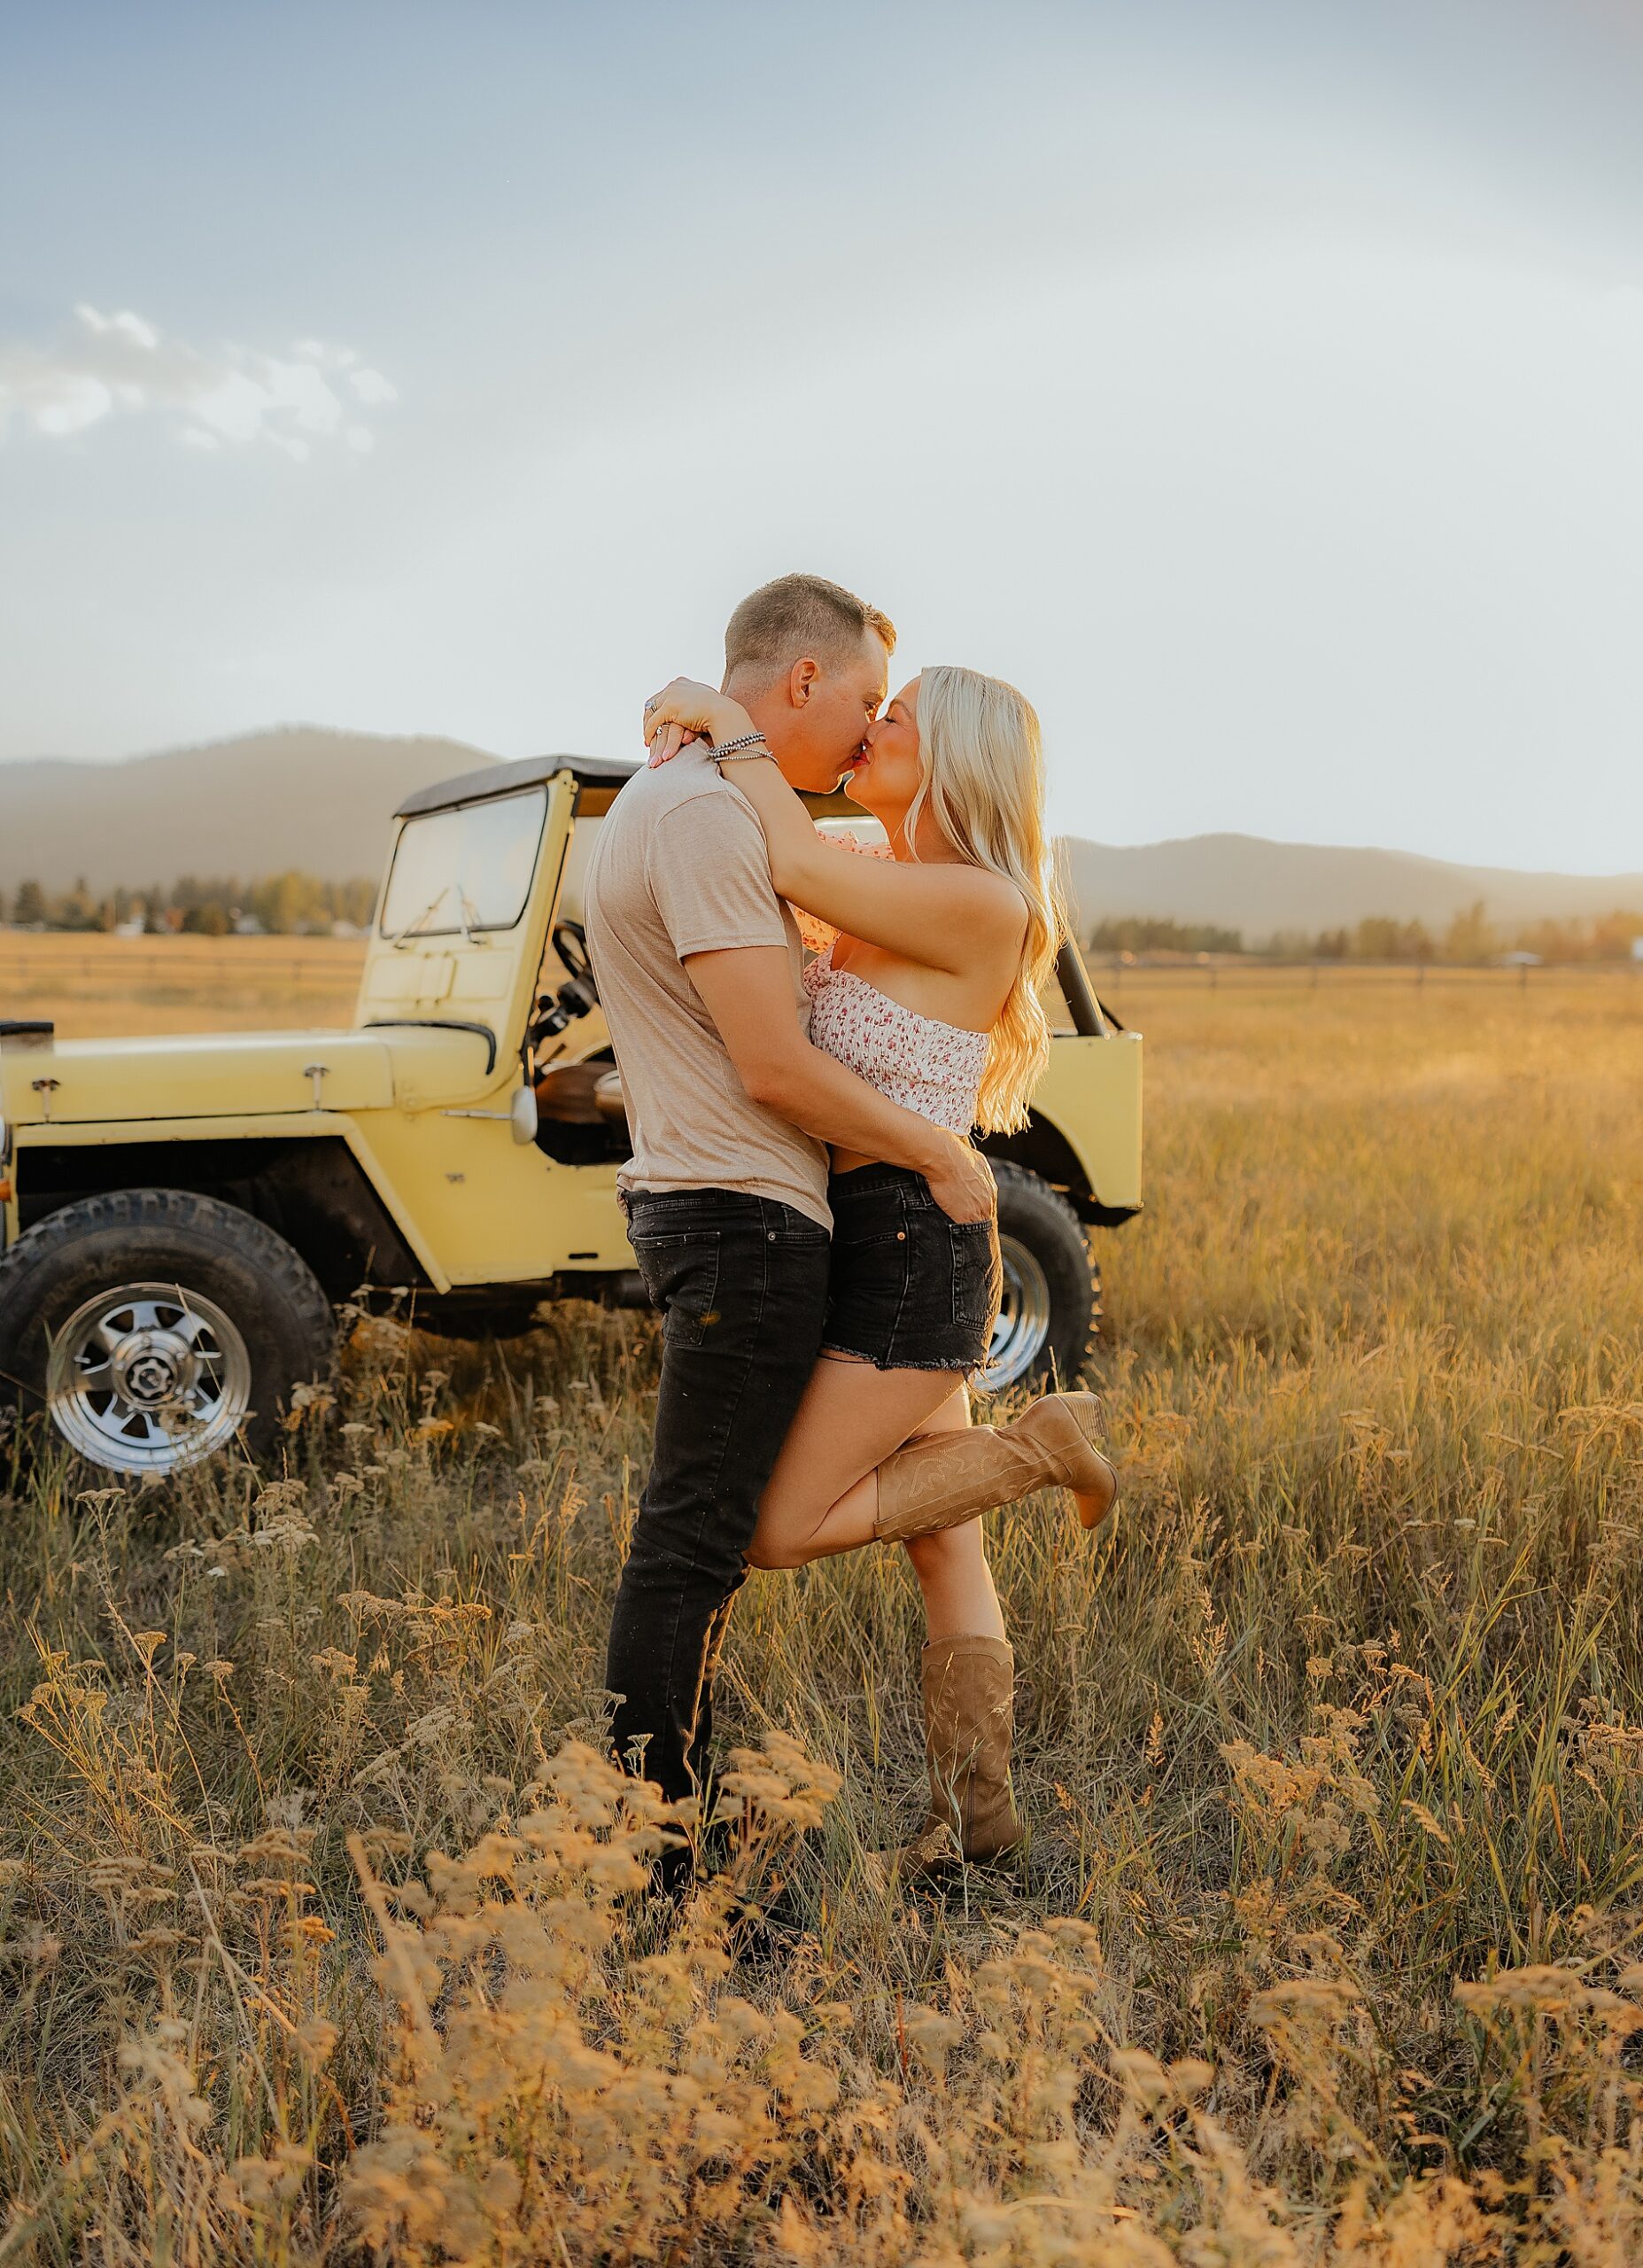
921, 1634, 1022, 1863
873, 1392, 1118, 1544
864, 1635, 1022, 1883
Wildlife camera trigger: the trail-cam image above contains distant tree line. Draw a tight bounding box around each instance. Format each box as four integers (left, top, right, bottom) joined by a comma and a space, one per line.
1086, 916, 1246, 957
1085, 901, 1643, 966
0, 873, 379, 936
5, 874, 1639, 965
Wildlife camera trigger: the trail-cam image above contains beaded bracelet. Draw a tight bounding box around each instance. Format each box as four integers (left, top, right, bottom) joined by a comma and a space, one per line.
712, 733, 772, 758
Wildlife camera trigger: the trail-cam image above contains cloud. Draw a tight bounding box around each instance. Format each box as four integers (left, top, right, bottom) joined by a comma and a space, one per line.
0, 305, 397, 458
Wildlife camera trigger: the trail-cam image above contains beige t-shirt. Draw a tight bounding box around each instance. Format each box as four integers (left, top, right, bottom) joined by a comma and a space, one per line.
581, 754, 831, 1228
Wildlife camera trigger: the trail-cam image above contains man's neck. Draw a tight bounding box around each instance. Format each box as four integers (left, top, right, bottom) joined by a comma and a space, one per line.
723, 673, 807, 788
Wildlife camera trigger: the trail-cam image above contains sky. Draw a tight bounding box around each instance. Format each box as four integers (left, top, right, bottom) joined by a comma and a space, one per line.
3, 0, 1642, 873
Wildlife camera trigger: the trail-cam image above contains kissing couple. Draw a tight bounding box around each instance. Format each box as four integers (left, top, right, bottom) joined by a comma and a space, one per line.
583, 572, 1118, 1878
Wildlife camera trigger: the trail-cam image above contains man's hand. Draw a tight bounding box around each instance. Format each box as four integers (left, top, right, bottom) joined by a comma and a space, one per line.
644, 678, 755, 766
920, 1131, 997, 1223
685, 945, 1002, 1210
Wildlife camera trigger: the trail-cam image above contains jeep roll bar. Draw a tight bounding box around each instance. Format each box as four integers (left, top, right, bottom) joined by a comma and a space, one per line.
1055, 942, 1117, 1037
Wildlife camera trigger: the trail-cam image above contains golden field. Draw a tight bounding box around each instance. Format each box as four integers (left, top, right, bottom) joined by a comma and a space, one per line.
0, 932, 367, 1039
4, 966, 1643, 2262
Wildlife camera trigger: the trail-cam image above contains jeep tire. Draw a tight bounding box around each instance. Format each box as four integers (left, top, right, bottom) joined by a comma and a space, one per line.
980, 1161, 1101, 1393
0, 1188, 335, 1477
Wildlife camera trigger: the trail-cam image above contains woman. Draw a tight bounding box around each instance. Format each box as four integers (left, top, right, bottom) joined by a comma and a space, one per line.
642, 665, 1117, 1867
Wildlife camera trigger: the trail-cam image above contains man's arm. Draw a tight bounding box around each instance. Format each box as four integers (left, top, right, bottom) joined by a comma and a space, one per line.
686, 945, 996, 1223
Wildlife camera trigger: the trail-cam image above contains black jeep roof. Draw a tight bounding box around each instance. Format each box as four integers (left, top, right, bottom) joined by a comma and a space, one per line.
394, 755, 638, 820
395, 750, 862, 822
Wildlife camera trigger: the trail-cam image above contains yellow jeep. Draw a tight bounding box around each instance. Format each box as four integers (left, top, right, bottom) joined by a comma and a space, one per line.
0, 757, 1142, 1478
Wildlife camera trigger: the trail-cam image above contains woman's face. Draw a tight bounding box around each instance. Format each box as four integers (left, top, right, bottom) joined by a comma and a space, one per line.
844, 677, 923, 832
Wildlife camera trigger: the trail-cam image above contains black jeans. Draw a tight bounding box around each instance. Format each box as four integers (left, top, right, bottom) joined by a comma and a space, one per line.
607, 1188, 831, 1807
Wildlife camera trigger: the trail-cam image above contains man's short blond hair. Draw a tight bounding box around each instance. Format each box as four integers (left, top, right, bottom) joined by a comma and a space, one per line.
724, 573, 895, 686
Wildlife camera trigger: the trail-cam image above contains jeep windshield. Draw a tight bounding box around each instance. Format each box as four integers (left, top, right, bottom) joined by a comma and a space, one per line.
379, 788, 548, 940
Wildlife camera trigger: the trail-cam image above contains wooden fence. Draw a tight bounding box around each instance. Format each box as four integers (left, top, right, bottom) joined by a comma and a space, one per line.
1090, 958, 1641, 994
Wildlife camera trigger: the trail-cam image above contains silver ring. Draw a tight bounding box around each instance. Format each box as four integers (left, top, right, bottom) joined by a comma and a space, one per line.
644, 696, 659, 713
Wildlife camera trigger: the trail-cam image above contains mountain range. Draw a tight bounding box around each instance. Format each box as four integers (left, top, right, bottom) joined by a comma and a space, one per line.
1055, 834, 1643, 940
0, 728, 494, 897
4, 726, 1640, 938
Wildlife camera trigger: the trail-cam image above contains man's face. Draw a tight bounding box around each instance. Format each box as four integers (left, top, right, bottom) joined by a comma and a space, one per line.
758, 631, 889, 794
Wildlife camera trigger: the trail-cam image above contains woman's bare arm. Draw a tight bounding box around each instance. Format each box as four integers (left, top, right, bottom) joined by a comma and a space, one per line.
721, 755, 1023, 975
637, 675, 1024, 976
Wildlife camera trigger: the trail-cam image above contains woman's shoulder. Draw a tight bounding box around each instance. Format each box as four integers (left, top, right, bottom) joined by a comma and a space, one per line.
947, 860, 1029, 936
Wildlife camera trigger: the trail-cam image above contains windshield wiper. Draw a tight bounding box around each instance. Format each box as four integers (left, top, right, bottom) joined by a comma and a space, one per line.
390, 887, 450, 950
390, 882, 492, 950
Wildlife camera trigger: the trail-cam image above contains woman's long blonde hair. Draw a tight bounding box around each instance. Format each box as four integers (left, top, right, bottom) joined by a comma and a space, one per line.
902, 665, 1066, 1134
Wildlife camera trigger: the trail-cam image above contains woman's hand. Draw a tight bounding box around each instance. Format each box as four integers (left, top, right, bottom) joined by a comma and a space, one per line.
642, 679, 757, 767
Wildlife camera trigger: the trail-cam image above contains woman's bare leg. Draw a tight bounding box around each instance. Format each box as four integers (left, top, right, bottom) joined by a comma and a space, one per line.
905, 1522, 1006, 1642
747, 1361, 964, 1569
748, 1367, 1005, 1639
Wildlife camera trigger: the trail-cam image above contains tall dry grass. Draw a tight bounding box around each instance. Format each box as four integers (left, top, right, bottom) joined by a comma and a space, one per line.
4, 972, 1643, 2261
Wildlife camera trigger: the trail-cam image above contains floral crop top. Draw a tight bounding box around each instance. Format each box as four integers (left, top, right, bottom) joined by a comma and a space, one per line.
802, 950, 988, 1137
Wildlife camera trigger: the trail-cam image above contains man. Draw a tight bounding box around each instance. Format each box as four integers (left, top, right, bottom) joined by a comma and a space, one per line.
583, 572, 995, 1822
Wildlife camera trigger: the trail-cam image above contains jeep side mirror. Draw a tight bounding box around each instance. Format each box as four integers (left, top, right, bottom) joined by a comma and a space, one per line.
510, 1084, 539, 1145
442, 1081, 544, 1141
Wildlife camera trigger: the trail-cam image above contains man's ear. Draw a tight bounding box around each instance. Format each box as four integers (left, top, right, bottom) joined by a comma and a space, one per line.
786, 657, 821, 707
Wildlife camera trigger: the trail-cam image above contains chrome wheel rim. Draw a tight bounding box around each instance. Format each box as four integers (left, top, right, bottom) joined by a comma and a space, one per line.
45, 1281, 252, 1474
978, 1235, 1053, 1393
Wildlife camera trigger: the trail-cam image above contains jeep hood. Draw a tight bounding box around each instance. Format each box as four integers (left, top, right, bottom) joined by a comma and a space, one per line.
0, 1022, 495, 1128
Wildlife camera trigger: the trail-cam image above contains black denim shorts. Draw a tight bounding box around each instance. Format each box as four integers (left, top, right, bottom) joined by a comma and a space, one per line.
823, 1163, 1002, 1375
